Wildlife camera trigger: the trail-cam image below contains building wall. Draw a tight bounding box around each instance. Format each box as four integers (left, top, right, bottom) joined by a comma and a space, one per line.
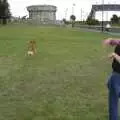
27, 5, 57, 24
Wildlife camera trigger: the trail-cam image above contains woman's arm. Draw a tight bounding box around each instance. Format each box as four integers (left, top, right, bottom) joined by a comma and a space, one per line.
103, 38, 120, 46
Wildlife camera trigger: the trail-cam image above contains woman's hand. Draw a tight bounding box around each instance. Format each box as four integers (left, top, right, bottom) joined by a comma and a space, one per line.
108, 53, 120, 63
108, 53, 116, 59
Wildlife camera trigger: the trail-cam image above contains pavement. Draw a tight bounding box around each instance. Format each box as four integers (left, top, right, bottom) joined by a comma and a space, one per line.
74, 27, 120, 36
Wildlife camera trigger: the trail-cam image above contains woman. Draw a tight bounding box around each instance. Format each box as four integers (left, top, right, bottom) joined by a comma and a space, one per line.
104, 38, 120, 120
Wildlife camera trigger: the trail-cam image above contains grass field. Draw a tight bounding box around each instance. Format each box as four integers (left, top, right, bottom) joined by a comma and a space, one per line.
0, 25, 116, 120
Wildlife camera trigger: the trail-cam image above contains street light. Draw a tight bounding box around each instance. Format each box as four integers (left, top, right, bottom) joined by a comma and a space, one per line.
81, 8, 82, 21
72, 3, 75, 15
65, 8, 68, 19
102, 0, 104, 32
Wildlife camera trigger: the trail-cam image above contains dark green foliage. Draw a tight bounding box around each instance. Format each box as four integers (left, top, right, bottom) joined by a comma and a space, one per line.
62, 18, 67, 25
70, 15, 76, 27
86, 17, 99, 25
62, 18, 71, 25
62, 18, 66, 23
0, 0, 11, 25
111, 14, 119, 24
70, 15, 76, 21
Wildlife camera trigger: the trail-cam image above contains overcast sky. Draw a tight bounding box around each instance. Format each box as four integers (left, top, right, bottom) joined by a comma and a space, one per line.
8, 0, 120, 21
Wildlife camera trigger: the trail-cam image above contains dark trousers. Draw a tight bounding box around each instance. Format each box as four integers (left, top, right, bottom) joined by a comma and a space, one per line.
108, 72, 120, 120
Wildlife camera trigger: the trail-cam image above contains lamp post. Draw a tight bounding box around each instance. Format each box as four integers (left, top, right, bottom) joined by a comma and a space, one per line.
101, 0, 104, 32
81, 8, 82, 21
72, 3, 75, 15
65, 8, 68, 19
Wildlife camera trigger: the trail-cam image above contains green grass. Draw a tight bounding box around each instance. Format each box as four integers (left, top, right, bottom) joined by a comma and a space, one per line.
0, 24, 116, 120
112, 24, 120, 27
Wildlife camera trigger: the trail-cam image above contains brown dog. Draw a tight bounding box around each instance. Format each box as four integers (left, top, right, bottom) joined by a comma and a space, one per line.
27, 40, 37, 56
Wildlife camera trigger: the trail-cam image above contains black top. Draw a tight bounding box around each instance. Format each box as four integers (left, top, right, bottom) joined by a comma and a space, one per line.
112, 45, 120, 73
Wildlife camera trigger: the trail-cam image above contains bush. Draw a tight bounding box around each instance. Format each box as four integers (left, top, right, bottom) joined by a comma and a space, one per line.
111, 14, 119, 24
86, 17, 99, 25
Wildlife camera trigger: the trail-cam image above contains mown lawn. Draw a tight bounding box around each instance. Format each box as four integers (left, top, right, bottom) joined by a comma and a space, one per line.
0, 25, 115, 120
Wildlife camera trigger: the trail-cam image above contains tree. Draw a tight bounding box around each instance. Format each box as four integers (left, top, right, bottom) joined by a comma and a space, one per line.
21, 15, 27, 20
0, 0, 11, 25
70, 15, 76, 21
111, 14, 119, 24
70, 14, 76, 27
86, 17, 99, 25
62, 18, 66, 24
62, 18, 70, 25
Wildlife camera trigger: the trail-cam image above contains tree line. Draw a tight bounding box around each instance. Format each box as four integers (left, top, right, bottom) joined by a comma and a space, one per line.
63, 14, 120, 26
86, 14, 120, 25
110, 14, 120, 24
0, 0, 11, 25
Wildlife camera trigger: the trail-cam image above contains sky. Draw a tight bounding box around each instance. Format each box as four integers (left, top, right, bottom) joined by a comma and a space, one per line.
8, 0, 120, 21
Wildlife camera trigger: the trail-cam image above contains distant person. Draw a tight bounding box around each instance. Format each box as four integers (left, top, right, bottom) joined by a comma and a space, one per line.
104, 38, 120, 120
105, 23, 111, 32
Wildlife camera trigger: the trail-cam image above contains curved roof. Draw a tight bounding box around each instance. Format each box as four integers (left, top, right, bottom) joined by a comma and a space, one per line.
27, 5, 57, 12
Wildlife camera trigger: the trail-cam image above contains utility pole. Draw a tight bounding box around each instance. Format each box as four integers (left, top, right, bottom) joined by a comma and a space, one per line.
65, 8, 68, 19
72, 3, 75, 15
81, 8, 82, 21
101, 0, 104, 32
